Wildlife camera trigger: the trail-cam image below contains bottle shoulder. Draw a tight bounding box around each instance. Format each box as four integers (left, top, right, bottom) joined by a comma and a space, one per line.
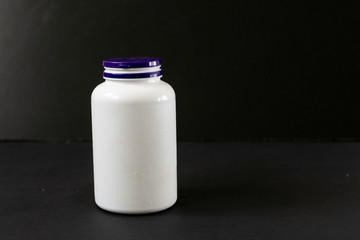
91, 80, 175, 104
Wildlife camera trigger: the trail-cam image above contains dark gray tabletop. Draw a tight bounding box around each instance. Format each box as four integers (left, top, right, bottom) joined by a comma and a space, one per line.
1, 142, 360, 240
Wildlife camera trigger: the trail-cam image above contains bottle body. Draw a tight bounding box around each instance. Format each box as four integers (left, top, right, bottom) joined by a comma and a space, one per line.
91, 75, 177, 214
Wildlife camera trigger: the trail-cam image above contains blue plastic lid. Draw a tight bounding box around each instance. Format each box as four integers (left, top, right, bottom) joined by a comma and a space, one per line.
103, 57, 162, 68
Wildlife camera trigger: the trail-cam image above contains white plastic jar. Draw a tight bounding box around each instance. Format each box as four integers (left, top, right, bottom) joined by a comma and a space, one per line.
91, 57, 177, 214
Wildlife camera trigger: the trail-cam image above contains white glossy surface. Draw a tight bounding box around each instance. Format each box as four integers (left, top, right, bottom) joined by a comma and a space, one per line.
91, 76, 177, 214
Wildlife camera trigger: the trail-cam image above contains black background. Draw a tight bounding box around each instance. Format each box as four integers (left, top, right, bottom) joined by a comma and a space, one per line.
2, 142, 360, 239
0, 0, 359, 141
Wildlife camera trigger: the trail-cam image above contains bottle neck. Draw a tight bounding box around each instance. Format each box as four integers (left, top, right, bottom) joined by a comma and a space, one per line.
105, 77, 161, 84
103, 66, 162, 83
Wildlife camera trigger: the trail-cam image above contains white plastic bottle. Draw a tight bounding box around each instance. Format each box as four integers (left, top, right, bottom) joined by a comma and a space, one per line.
91, 57, 177, 214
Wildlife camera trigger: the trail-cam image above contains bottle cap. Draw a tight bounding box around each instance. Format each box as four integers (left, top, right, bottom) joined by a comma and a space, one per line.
103, 57, 162, 68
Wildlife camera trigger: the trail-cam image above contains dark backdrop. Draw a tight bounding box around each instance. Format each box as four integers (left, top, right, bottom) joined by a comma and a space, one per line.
0, 0, 359, 141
